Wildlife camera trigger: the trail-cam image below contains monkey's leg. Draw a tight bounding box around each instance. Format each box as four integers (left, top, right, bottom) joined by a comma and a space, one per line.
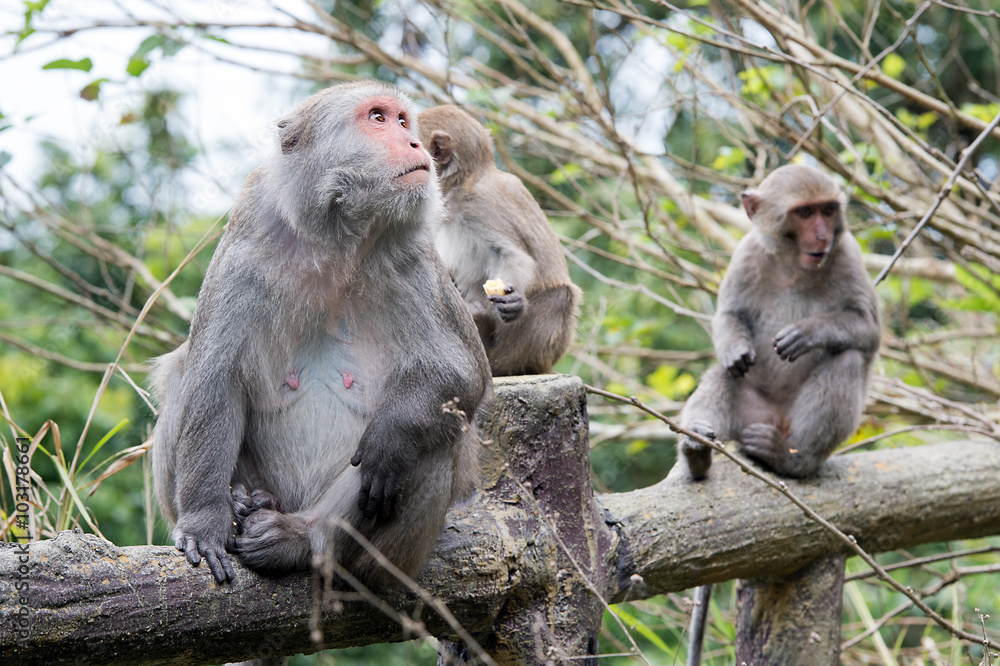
677, 366, 741, 480
742, 350, 866, 477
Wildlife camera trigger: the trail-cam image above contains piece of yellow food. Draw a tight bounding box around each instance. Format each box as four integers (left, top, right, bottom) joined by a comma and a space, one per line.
483, 279, 506, 296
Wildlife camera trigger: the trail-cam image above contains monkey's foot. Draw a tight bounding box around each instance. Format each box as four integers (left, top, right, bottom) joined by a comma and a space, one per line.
679, 421, 715, 480
234, 508, 313, 572
231, 483, 279, 532
740, 424, 815, 478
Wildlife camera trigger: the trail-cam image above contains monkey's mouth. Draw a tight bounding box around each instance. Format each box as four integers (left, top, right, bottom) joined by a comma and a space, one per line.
803, 251, 827, 266
397, 164, 431, 179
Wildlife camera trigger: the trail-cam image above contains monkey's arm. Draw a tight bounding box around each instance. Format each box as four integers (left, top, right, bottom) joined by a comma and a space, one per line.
775, 237, 881, 362
168, 353, 247, 583
773, 304, 880, 362
483, 243, 536, 323
351, 359, 480, 520
164, 251, 261, 583
712, 247, 758, 378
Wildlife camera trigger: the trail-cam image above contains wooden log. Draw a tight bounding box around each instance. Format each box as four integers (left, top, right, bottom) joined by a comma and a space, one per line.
735, 553, 846, 665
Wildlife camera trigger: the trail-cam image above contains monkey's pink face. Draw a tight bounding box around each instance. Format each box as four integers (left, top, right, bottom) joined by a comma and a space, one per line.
355, 96, 432, 188
788, 200, 840, 269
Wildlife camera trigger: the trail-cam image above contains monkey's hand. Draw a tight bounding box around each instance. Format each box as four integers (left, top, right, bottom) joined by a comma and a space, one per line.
720, 339, 756, 378
488, 285, 526, 323
773, 322, 819, 362
351, 434, 416, 522
172, 511, 237, 584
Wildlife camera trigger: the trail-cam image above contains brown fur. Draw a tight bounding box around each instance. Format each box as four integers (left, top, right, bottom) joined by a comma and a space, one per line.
418, 105, 582, 376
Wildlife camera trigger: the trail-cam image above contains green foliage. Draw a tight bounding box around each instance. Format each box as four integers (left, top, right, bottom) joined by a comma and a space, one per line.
41, 57, 92, 72
2, 0, 999, 661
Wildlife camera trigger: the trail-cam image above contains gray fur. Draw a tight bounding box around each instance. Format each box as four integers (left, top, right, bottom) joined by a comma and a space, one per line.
151, 81, 491, 591
678, 164, 881, 480
679, 165, 880, 666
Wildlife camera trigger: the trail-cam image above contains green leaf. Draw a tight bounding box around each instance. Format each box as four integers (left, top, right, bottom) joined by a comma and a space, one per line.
551, 162, 583, 185
713, 146, 747, 172
42, 57, 93, 72
614, 606, 674, 654
960, 103, 1000, 123
647, 364, 697, 400
44, 449, 102, 534
79, 78, 108, 102
134, 33, 164, 58
18, 0, 48, 44
161, 37, 184, 57
882, 53, 906, 80
915, 111, 937, 130
79, 419, 129, 469
126, 57, 150, 77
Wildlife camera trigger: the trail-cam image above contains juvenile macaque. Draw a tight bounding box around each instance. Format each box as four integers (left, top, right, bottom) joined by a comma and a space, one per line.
151, 81, 491, 589
678, 164, 881, 480
680, 164, 880, 666
417, 105, 581, 376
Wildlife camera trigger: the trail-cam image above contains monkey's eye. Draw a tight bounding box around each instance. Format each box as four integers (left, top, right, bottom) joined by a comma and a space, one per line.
369, 110, 386, 123
398, 116, 408, 128
820, 202, 839, 216
794, 205, 815, 218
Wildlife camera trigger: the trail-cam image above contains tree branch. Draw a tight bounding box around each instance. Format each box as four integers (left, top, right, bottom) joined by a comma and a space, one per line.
2, 376, 998, 664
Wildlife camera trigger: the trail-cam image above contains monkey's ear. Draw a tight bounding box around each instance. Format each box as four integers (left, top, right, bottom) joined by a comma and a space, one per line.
741, 190, 762, 220
429, 131, 453, 168
277, 113, 305, 155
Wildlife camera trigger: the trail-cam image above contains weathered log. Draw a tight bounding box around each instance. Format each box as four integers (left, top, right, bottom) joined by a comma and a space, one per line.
0, 374, 998, 665
735, 553, 846, 665
600, 434, 1000, 602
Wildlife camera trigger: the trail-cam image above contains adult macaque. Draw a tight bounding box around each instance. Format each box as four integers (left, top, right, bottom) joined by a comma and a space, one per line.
151, 81, 491, 589
678, 164, 881, 480
417, 105, 581, 376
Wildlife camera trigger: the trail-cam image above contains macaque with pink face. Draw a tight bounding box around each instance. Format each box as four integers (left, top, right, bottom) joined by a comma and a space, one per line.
151, 81, 490, 587
677, 164, 881, 480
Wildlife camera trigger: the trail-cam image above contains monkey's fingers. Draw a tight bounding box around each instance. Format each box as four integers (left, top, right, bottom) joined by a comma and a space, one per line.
722, 343, 755, 377
690, 420, 717, 441
741, 424, 782, 461
358, 473, 381, 518
774, 335, 806, 362
489, 289, 525, 323
727, 360, 748, 378
232, 483, 254, 518
202, 547, 235, 584
177, 535, 202, 566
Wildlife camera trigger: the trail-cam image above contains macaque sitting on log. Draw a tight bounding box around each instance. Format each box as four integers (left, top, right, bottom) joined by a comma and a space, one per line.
678, 164, 881, 481
150, 81, 491, 589
418, 105, 581, 376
